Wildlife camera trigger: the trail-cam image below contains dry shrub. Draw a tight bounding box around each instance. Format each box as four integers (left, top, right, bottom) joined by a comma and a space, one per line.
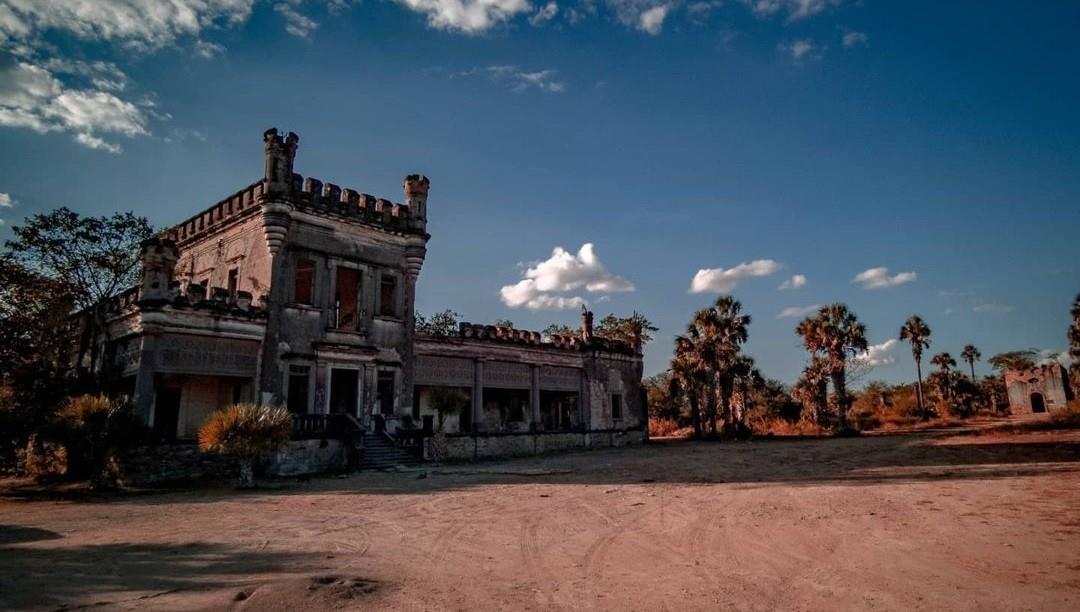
199, 403, 292, 487
649, 418, 683, 438
749, 416, 830, 437
54, 394, 142, 486
17, 433, 67, 479
1047, 400, 1080, 428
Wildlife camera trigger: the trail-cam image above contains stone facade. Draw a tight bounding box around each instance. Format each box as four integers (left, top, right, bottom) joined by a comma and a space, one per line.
1005, 363, 1074, 415
71, 128, 645, 469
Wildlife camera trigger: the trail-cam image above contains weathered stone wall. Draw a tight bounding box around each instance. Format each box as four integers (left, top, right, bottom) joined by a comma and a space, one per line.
174, 212, 272, 301
117, 439, 347, 485
1006, 364, 1072, 414
436, 429, 645, 462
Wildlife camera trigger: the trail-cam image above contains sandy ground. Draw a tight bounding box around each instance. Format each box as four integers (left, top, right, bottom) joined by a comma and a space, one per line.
2, 428, 1079, 612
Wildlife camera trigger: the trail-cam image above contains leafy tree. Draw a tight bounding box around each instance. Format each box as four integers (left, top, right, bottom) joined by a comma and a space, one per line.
198, 403, 293, 488
792, 356, 830, 426
930, 352, 958, 404
960, 344, 981, 381
1069, 293, 1080, 384
644, 372, 681, 423
595, 311, 659, 348
427, 387, 469, 431
899, 315, 932, 420
4, 208, 153, 376
796, 303, 868, 432
543, 323, 576, 338
414, 309, 461, 336
988, 350, 1038, 371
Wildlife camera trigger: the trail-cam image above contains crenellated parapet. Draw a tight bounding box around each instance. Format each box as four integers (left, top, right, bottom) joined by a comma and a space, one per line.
164, 181, 265, 245
288, 172, 428, 236
452, 322, 637, 355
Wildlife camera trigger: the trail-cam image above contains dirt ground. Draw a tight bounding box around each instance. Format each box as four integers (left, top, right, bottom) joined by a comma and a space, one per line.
2, 428, 1079, 612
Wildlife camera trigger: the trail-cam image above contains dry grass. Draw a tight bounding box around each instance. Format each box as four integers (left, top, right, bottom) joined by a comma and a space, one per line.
648, 418, 689, 438
749, 417, 830, 437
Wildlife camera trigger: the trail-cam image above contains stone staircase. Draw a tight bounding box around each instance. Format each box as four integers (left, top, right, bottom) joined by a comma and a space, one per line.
359, 433, 424, 470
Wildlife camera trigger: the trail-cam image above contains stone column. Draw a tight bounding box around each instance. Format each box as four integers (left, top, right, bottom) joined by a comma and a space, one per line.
132, 331, 159, 426
472, 358, 484, 433
579, 368, 591, 432
530, 365, 542, 432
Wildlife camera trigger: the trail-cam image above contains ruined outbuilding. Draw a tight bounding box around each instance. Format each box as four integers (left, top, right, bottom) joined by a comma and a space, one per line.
1005, 363, 1073, 415
69, 129, 645, 468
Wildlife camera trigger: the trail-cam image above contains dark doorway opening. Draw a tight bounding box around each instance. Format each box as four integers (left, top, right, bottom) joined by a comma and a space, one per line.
329, 368, 359, 415
1030, 392, 1046, 413
287, 365, 310, 414
154, 387, 181, 441
377, 371, 395, 415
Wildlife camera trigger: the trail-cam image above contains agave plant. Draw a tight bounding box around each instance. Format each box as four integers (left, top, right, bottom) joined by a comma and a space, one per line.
198, 403, 292, 488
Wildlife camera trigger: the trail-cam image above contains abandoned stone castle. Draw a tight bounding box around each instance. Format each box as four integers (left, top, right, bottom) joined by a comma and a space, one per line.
72, 128, 645, 467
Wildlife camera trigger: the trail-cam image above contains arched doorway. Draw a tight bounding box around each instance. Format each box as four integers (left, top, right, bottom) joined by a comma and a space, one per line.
1030, 392, 1046, 413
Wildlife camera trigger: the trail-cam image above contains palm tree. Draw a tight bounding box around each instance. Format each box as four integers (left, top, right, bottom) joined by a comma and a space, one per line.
691, 296, 751, 435
796, 303, 868, 431
792, 356, 830, 426
671, 334, 707, 438
930, 352, 957, 403
960, 344, 981, 382
899, 315, 932, 420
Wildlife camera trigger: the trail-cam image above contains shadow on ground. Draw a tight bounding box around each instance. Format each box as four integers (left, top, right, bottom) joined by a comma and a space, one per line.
0, 541, 322, 610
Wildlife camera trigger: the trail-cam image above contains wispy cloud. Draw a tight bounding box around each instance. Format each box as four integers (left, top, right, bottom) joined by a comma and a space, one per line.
852, 267, 917, 290
529, 1, 559, 25
459, 65, 567, 93
500, 243, 635, 310
741, 0, 843, 22
973, 302, 1015, 315
690, 259, 782, 294
777, 304, 820, 319
842, 30, 867, 48
780, 39, 822, 63
778, 274, 807, 290
275, 1, 319, 38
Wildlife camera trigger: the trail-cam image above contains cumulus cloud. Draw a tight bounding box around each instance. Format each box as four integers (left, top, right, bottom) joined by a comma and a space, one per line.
0, 56, 148, 153
500, 243, 635, 310
689, 259, 782, 294
460, 65, 567, 93
852, 267, 917, 289
842, 30, 867, 48
0, 192, 13, 208
778, 274, 806, 290
395, 0, 531, 34
529, 1, 559, 25
194, 39, 225, 58
853, 338, 899, 367
777, 304, 820, 319
637, 4, 670, 35
0, 0, 253, 51
275, 1, 319, 38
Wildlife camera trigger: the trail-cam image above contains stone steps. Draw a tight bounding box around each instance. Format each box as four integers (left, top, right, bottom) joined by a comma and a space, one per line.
360, 434, 424, 470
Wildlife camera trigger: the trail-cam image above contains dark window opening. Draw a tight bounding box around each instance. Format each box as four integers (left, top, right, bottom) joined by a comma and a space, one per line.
335, 267, 361, 330
379, 275, 397, 317
287, 365, 310, 414
294, 258, 315, 305
483, 388, 529, 428
541, 391, 579, 431
227, 268, 239, 299
377, 371, 396, 415
611, 393, 623, 420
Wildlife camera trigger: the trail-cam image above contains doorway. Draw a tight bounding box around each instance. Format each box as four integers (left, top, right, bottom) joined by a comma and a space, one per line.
1030, 392, 1046, 413
329, 368, 359, 415
154, 387, 181, 441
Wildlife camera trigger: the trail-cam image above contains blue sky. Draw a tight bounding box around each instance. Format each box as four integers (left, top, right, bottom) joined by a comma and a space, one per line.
1, 0, 1078, 384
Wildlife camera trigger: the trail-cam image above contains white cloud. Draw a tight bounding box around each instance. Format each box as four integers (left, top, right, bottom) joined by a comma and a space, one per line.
842, 30, 867, 48
395, 0, 531, 34
637, 4, 670, 35
777, 304, 820, 319
689, 259, 782, 294
500, 243, 635, 310
852, 267, 917, 289
741, 0, 840, 22
275, 1, 318, 38
854, 338, 899, 367
460, 65, 567, 93
972, 302, 1015, 315
0, 0, 253, 52
780, 38, 821, 63
194, 39, 225, 58
529, 1, 558, 25
778, 274, 806, 290
0, 57, 148, 153
686, 1, 723, 25
0, 192, 12, 208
